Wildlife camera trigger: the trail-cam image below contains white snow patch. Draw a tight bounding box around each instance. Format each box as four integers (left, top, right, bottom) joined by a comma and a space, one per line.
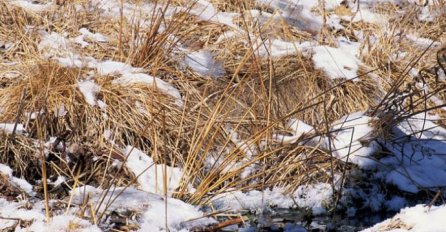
11, 0, 53, 13
95, 60, 142, 76
77, 80, 101, 106
0, 123, 26, 135
330, 112, 380, 169
188, 0, 238, 28
113, 72, 183, 107
184, 50, 225, 78
38, 31, 72, 58
258, 0, 323, 34
73, 28, 108, 48
0, 163, 35, 196
362, 204, 446, 232
380, 114, 446, 193
79, 28, 108, 43
212, 183, 333, 215
312, 38, 362, 80
406, 34, 441, 48
71, 186, 216, 231
257, 39, 314, 57
28, 215, 101, 232
124, 146, 182, 195
273, 119, 315, 143
0, 197, 99, 231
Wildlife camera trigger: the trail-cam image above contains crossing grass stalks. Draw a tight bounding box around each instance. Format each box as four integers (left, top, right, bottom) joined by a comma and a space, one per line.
0, 0, 445, 227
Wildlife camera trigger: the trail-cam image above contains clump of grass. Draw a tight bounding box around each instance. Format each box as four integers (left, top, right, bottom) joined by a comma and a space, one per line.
1, 1, 446, 229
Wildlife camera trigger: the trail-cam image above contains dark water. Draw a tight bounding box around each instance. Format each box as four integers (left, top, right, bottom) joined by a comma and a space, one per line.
227, 207, 397, 232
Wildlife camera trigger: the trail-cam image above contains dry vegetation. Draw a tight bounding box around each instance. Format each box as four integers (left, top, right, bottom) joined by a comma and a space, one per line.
0, 0, 445, 229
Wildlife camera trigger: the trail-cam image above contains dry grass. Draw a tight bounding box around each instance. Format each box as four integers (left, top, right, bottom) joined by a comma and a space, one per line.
0, 0, 446, 228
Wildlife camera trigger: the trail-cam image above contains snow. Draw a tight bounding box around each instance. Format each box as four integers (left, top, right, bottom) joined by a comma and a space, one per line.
406, 34, 441, 48
330, 112, 380, 169
362, 204, 446, 232
27, 215, 102, 232
0, 163, 34, 196
349, 8, 387, 25
71, 186, 216, 231
293, 183, 333, 215
0, 199, 45, 230
38, 31, 72, 58
258, 0, 322, 34
0, 197, 101, 232
257, 39, 314, 57
184, 50, 225, 78
77, 80, 101, 106
312, 38, 362, 80
3, 0, 446, 230
0, 163, 13, 176
95, 60, 142, 76
273, 118, 315, 143
113, 72, 183, 107
188, 0, 238, 28
79, 28, 108, 43
380, 114, 446, 193
124, 146, 183, 195
0, 123, 26, 135
212, 183, 333, 215
11, 0, 53, 13
72, 27, 108, 48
